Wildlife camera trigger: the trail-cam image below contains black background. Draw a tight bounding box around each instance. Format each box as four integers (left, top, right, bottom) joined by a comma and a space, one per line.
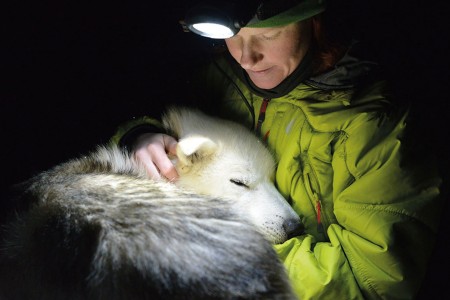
1, 1, 449, 297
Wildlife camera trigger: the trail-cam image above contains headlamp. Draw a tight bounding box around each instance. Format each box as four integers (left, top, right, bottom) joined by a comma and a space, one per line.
180, 2, 256, 39
181, 0, 327, 39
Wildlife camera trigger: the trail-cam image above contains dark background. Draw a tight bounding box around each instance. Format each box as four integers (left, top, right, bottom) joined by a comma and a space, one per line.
1, 0, 449, 297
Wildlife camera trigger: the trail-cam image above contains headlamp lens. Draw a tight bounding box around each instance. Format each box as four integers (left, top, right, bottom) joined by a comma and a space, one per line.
182, 2, 244, 39
190, 23, 236, 39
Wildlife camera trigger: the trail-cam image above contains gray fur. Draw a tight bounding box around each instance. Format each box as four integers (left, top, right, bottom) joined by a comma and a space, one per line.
0, 108, 297, 300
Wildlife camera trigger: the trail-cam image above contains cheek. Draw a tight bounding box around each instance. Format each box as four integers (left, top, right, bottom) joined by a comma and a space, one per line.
225, 40, 241, 60
270, 46, 290, 61
269, 41, 305, 72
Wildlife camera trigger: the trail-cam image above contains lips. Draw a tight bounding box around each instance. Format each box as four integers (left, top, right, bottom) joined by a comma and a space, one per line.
245, 66, 282, 89
247, 68, 270, 74
247, 67, 271, 76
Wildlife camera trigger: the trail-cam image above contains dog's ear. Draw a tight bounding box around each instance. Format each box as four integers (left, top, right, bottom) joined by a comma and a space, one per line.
176, 136, 218, 167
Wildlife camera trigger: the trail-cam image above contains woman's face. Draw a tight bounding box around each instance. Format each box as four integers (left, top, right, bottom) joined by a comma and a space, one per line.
225, 20, 312, 89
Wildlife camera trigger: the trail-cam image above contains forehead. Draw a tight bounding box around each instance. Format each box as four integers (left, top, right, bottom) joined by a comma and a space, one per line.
218, 144, 275, 175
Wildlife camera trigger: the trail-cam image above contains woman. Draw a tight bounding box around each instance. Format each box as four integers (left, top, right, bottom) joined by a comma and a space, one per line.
111, 0, 442, 298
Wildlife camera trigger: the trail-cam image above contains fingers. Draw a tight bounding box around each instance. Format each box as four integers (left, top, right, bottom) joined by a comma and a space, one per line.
149, 140, 179, 182
133, 133, 179, 181
134, 147, 162, 180
164, 135, 178, 156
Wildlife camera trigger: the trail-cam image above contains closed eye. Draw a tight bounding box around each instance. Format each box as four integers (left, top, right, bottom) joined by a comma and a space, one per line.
261, 30, 281, 41
229, 179, 249, 188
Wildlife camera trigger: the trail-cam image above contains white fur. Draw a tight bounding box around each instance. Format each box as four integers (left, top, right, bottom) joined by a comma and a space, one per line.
164, 107, 301, 244
0, 107, 300, 299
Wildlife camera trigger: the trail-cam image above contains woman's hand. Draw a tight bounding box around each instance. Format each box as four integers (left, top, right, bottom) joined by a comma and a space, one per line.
133, 133, 179, 181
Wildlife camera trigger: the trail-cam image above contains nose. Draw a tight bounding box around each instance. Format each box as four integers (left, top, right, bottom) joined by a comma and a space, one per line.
283, 219, 304, 239
239, 43, 262, 69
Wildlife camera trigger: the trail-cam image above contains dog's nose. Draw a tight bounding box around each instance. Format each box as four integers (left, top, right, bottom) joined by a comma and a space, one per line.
283, 219, 304, 239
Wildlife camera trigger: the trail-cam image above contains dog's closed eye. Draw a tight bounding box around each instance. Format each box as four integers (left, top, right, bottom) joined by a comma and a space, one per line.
229, 179, 249, 188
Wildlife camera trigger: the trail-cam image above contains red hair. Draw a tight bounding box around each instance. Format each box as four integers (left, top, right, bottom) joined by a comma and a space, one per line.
311, 14, 347, 75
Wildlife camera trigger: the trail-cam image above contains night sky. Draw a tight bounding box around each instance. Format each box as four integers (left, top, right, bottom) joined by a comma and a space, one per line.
1, 1, 449, 297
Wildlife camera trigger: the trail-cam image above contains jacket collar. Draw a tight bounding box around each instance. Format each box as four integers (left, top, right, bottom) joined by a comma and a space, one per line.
305, 40, 380, 90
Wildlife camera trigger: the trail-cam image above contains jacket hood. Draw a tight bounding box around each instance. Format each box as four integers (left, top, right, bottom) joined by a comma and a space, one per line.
306, 40, 380, 90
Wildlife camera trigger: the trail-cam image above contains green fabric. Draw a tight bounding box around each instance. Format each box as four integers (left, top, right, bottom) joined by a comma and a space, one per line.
191, 56, 442, 299
246, 0, 327, 28
109, 116, 163, 146
111, 53, 442, 299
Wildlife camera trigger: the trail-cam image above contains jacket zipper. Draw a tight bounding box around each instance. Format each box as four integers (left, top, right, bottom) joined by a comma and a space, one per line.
255, 98, 270, 140
314, 193, 324, 233
305, 172, 328, 236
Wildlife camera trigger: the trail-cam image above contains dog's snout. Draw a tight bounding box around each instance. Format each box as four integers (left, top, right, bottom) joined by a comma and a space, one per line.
283, 219, 304, 239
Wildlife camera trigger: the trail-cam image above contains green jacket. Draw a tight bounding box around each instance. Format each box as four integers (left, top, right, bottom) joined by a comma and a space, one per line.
113, 47, 442, 299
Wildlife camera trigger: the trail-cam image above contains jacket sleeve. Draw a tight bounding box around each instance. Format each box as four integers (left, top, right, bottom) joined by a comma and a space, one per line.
109, 116, 165, 150
274, 108, 442, 299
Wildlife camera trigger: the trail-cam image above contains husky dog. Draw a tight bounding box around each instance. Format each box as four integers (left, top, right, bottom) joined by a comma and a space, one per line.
0, 107, 303, 300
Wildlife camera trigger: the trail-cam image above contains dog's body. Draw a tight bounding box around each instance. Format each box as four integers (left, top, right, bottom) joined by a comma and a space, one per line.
0, 107, 302, 299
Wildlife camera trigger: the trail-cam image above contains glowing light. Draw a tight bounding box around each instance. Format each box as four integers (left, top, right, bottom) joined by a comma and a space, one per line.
191, 23, 235, 39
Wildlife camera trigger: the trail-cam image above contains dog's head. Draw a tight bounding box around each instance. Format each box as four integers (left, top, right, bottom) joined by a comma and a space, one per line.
163, 108, 303, 244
